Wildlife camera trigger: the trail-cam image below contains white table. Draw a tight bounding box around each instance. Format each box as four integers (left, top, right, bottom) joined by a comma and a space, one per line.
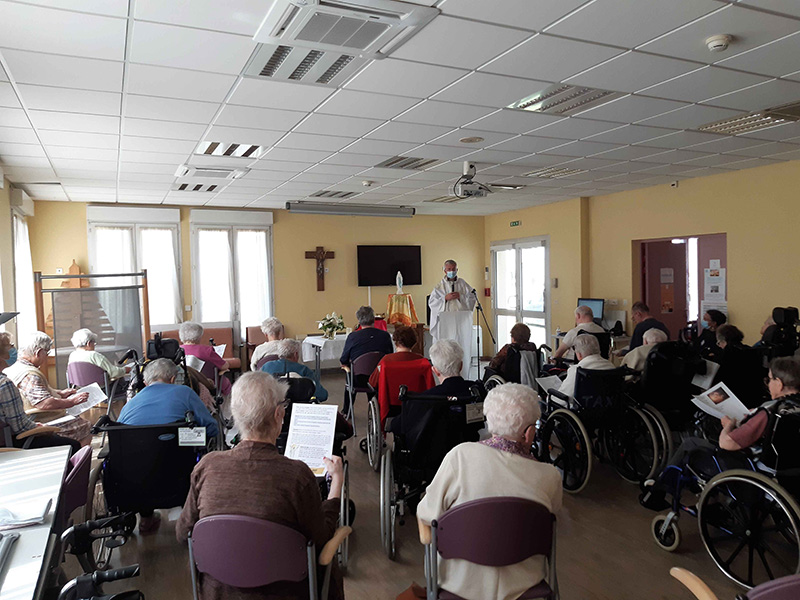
302, 334, 348, 383
0, 446, 70, 600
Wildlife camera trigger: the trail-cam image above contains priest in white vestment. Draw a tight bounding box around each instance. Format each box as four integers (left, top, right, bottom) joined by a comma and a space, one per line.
429, 260, 476, 377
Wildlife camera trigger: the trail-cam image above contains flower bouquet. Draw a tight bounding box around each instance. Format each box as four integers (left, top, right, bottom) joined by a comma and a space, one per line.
318, 312, 345, 339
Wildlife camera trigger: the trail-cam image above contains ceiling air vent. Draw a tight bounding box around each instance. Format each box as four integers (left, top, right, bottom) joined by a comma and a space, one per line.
375, 156, 440, 170
175, 165, 250, 179
509, 84, 623, 117
173, 184, 220, 192
310, 190, 357, 198
196, 141, 266, 159
253, 0, 439, 60
523, 167, 588, 179
244, 43, 366, 87
424, 196, 465, 204
699, 101, 800, 135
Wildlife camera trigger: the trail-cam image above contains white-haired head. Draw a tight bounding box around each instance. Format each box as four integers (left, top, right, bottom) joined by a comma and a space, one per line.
430, 339, 462, 378
643, 328, 668, 345
144, 358, 178, 385
178, 321, 204, 344
19, 331, 53, 361
484, 383, 541, 441
260, 317, 284, 340
574, 334, 600, 359
277, 338, 301, 361
71, 328, 97, 349
575, 305, 594, 322
231, 371, 288, 440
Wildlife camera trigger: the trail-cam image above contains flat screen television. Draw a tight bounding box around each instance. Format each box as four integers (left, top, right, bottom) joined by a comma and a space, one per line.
577, 297, 604, 322
357, 245, 422, 287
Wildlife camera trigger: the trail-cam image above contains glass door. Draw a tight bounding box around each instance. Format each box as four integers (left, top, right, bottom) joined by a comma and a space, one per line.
491, 237, 549, 349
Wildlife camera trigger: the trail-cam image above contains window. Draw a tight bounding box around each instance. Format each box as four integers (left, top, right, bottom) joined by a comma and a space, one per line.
13, 213, 36, 340
88, 207, 182, 326
190, 210, 273, 336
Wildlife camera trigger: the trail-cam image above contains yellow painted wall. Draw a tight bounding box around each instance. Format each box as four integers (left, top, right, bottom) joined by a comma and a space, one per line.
27, 201, 89, 275
0, 178, 15, 325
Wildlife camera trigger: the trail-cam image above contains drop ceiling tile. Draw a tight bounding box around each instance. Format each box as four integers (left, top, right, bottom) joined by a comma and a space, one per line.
0, 107, 31, 128
458, 148, 530, 163
677, 153, 752, 168
702, 79, 800, 112
738, 0, 800, 17
0, 3, 126, 60
56, 168, 116, 180
687, 135, 773, 153
261, 147, 332, 163
204, 125, 284, 148
3, 166, 58, 181
732, 141, 800, 157
392, 15, 530, 70
121, 136, 196, 154
125, 95, 218, 124
403, 144, 471, 160
120, 161, 178, 174
638, 129, 726, 149
540, 139, 622, 157
1, 50, 123, 92
639, 4, 800, 65
53, 157, 117, 171
488, 135, 572, 153
121, 149, 187, 164
119, 172, 181, 183
716, 32, 800, 79
637, 103, 741, 129
547, 0, 720, 48
739, 121, 800, 141
578, 95, 688, 123
0, 155, 51, 168
367, 121, 452, 144
0, 142, 45, 157
127, 64, 236, 104
294, 113, 383, 137
229, 78, 333, 111
527, 117, 620, 140
429, 128, 514, 147
433, 72, 553, 109
639, 66, 768, 104
599, 160, 662, 172
585, 124, 677, 145
556, 156, 625, 170
505, 154, 576, 168
481, 34, 623, 82
323, 153, 393, 167
0, 83, 20, 109
246, 170, 298, 182
638, 148, 714, 163
767, 148, 800, 161
442, 0, 587, 32
639, 163, 700, 175
130, 21, 255, 75
565, 51, 701, 94
48, 146, 117, 161
289, 172, 349, 186
466, 109, 562, 135
303, 164, 365, 176
345, 58, 467, 99
276, 132, 355, 152
593, 145, 669, 160
316, 90, 419, 121
215, 105, 305, 131
343, 138, 419, 156
30, 110, 119, 134
124, 118, 206, 140
17, 84, 121, 116
134, 0, 266, 35
394, 100, 495, 127
37, 130, 118, 149
22, 0, 128, 18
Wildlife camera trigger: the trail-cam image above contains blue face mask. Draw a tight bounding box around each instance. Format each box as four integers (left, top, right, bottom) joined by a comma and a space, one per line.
701, 320, 710, 330
6, 346, 17, 366
446, 271, 457, 279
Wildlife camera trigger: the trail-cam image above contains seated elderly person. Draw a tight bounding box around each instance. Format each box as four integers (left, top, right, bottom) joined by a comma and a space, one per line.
367, 325, 424, 389
340, 306, 393, 416
628, 302, 670, 352
417, 383, 562, 600
485, 323, 538, 382
68, 328, 130, 380
0, 332, 16, 371
559, 334, 616, 399
4, 331, 91, 446
179, 321, 232, 397
261, 339, 328, 401
250, 316, 285, 371
551, 305, 605, 361
177, 372, 345, 600
622, 328, 668, 373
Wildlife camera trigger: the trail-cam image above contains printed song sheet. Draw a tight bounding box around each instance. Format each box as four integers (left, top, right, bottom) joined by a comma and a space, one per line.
285, 404, 338, 476
66, 382, 107, 416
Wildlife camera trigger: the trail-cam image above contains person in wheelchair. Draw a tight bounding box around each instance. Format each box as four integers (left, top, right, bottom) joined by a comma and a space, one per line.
559, 335, 615, 400
642, 356, 800, 510
483, 322, 538, 383
367, 325, 424, 389
622, 327, 668, 376
118, 358, 218, 438
179, 321, 232, 398
714, 324, 767, 406
261, 339, 329, 401
177, 372, 345, 600
417, 383, 562, 600
250, 316, 285, 371
550, 305, 605, 362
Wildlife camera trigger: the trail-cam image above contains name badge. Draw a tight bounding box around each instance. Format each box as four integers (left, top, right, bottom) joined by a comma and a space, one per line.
179, 427, 206, 447
466, 402, 484, 424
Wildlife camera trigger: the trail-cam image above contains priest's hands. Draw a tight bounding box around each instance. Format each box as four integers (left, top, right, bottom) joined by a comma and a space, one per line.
445, 292, 460, 301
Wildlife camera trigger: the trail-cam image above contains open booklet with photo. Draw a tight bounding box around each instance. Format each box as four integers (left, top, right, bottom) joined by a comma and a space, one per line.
285, 403, 338, 476
691, 382, 751, 424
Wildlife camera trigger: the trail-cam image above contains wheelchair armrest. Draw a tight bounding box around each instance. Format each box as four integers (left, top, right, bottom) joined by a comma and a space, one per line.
17, 425, 61, 439
540, 344, 552, 353
549, 388, 570, 402
340, 365, 351, 373
319, 526, 352, 566
417, 517, 431, 545
668, 567, 719, 600
25, 407, 66, 419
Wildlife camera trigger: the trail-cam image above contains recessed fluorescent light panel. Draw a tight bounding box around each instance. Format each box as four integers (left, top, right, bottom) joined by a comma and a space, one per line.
286, 200, 415, 217
488, 183, 525, 190
523, 167, 587, 179
508, 84, 622, 116
196, 141, 267, 159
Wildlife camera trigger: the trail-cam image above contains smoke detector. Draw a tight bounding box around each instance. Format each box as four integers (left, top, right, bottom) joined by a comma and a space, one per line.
705, 34, 733, 52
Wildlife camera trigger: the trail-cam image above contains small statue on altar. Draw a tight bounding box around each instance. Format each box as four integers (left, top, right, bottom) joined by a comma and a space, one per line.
396, 271, 403, 295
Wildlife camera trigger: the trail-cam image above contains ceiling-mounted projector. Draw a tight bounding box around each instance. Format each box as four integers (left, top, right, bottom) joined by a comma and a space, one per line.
449, 161, 493, 199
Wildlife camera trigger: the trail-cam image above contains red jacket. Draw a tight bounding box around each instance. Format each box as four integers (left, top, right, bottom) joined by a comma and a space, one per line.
375, 357, 434, 426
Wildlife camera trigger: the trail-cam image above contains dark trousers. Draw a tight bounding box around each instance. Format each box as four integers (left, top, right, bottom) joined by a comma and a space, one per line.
14, 432, 81, 455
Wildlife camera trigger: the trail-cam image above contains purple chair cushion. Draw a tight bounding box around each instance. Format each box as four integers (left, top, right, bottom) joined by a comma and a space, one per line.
192, 515, 309, 588
439, 581, 552, 600
748, 574, 800, 600
67, 361, 107, 388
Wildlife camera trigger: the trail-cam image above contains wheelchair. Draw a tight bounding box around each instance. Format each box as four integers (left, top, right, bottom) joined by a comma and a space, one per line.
535, 367, 661, 493
380, 384, 485, 559
84, 413, 206, 570
483, 343, 548, 391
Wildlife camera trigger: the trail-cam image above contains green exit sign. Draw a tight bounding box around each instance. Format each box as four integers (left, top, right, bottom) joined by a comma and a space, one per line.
510, 220, 521, 227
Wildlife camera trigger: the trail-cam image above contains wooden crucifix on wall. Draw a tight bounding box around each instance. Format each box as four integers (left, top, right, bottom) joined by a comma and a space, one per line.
305, 246, 335, 291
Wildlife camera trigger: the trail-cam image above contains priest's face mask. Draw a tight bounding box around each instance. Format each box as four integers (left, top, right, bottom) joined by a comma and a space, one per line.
444, 263, 457, 279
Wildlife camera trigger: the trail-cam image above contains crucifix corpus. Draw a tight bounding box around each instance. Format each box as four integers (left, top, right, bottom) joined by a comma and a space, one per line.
305, 246, 335, 291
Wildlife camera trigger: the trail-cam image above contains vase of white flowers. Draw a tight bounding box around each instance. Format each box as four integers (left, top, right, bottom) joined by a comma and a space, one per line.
318, 312, 345, 340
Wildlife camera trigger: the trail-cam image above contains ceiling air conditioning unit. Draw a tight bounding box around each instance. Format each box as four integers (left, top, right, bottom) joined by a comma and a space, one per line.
175, 165, 250, 179
10, 188, 34, 217
253, 0, 439, 59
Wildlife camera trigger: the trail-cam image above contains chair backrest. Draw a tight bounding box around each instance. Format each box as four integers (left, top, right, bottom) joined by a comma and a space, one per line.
351, 351, 385, 379
376, 358, 435, 424
716, 345, 768, 408
256, 355, 279, 371
577, 330, 611, 359
641, 341, 702, 410
573, 367, 627, 409
0, 419, 14, 447
191, 515, 309, 588
435, 497, 554, 567
57, 445, 93, 529
67, 361, 108, 389
765, 400, 800, 498
746, 574, 800, 600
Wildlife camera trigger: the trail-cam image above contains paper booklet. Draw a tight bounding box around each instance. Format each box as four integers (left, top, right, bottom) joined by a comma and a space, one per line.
65, 382, 107, 416
213, 344, 226, 358
0, 498, 52, 531
691, 359, 721, 390
535, 375, 563, 394
285, 404, 338, 476
691, 382, 751, 424
185, 355, 206, 373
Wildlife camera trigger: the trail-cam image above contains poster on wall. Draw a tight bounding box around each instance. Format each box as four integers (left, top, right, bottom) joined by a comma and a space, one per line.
660, 268, 674, 284
704, 268, 726, 301
660, 283, 675, 313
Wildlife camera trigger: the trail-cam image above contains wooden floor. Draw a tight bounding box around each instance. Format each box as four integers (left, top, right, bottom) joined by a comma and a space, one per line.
66, 371, 744, 600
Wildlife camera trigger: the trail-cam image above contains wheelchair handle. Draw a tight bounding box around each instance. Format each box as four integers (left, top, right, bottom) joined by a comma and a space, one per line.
94, 564, 140, 585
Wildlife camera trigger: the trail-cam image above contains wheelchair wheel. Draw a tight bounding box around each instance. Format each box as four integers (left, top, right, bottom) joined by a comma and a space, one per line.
643, 404, 673, 472
84, 463, 114, 571
367, 398, 382, 472
338, 460, 350, 572
379, 447, 396, 560
484, 375, 505, 392
605, 406, 659, 483
536, 409, 592, 494
651, 514, 681, 552
698, 469, 800, 588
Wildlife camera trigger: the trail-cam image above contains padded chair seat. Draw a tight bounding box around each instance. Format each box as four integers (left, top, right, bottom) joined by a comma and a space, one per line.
439, 581, 552, 600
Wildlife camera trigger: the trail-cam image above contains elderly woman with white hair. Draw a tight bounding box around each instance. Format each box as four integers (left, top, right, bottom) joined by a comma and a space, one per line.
261, 339, 329, 401
179, 321, 232, 397
177, 372, 345, 600
622, 327, 668, 374
250, 316, 285, 371
68, 328, 130, 380
4, 331, 92, 445
417, 383, 562, 600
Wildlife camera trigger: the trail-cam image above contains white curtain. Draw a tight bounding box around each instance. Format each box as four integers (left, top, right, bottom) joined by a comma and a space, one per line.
93, 227, 136, 341
139, 228, 182, 325
13, 214, 36, 341
197, 229, 233, 323
235, 229, 271, 335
